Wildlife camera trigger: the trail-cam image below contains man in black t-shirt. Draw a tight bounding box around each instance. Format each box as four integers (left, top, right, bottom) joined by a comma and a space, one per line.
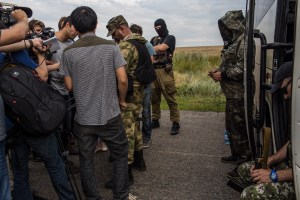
150, 18, 180, 135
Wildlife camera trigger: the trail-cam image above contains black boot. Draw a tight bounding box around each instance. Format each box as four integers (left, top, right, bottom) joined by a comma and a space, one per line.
151, 119, 160, 129
171, 122, 180, 135
133, 149, 147, 171
128, 164, 134, 186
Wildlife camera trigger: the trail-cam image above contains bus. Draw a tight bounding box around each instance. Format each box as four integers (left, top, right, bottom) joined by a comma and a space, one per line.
244, 0, 300, 197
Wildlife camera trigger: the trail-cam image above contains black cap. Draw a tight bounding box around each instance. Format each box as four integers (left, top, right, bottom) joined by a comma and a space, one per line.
270, 61, 293, 93
14, 6, 33, 18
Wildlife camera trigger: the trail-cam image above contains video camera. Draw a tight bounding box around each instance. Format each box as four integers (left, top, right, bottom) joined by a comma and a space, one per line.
29, 27, 55, 40
0, 5, 16, 27
0, 3, 33, 28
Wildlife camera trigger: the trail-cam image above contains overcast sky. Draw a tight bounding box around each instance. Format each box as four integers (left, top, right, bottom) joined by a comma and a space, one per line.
10, 0, 246, 47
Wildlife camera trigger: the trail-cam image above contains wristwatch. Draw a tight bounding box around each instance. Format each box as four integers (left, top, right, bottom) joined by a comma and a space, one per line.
270, 169, 278, 183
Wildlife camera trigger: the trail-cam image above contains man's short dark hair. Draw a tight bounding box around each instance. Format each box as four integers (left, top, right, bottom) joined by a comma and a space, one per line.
58, 16, 67, 30
70, 6, 97, 34
130, 24, 143, 36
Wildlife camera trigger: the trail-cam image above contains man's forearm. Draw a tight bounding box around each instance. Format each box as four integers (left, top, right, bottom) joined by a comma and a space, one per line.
118, 81, 128, 103
277, 168, 293, 182
0, 40, 32, 52
0, 21, 28, 46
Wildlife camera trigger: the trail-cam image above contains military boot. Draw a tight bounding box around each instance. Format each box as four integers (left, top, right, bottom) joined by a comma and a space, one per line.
132, 150, 147, 171
128, 164, 134, 186
171, 122, 180, 135
151, 119, 160, 129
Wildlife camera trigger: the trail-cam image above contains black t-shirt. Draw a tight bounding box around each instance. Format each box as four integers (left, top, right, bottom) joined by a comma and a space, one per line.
151, 34, 176, 53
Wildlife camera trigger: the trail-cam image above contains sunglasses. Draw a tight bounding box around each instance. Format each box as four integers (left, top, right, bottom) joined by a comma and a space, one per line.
280, 79, 292, 95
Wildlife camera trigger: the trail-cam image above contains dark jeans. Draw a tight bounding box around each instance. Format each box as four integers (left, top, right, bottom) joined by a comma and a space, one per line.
142, 84, 152, 141
61, 94, 75, 146
0, 140, 10, 200
10, 133, 75, 200
73, 115, 128, 200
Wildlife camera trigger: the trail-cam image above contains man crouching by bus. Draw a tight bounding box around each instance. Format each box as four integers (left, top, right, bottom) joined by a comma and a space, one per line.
239, 62, 295, 200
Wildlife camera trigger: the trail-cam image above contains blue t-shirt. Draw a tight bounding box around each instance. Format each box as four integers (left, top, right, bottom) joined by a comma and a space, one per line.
0, 49, 38, 69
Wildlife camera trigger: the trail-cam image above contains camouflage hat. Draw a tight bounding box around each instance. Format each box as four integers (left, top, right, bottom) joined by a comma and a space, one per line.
106, 15, 128, 37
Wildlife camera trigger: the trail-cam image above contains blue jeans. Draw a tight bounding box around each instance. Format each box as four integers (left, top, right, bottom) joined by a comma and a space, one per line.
73, 115, 128, 200
10, 133, 75, 200
0, 140, 10, 200
142, 84, 152, 141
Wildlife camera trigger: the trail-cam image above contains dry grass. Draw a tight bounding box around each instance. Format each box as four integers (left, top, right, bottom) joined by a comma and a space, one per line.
175, 46, 222, 56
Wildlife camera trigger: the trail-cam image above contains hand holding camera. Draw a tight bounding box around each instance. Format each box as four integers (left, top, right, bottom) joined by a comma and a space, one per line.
11, 9, 28, 24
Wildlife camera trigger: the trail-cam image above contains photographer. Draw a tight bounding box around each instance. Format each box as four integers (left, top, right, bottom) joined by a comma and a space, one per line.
0, 4, 74, 200
0, 7, 30, 200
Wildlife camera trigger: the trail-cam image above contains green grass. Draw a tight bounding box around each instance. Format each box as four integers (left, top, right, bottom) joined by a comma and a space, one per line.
165, 51, 225, 112
160, 95, 226, 112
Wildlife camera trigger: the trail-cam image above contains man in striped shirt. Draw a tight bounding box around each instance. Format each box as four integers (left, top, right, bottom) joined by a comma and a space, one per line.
62, 6, 129, 200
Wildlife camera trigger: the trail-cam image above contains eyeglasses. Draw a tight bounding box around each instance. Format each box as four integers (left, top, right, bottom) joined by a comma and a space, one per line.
280, 79, 292, 95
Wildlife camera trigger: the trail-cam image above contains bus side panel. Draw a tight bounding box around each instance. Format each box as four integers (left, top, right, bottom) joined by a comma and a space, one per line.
292, 1, 300, 198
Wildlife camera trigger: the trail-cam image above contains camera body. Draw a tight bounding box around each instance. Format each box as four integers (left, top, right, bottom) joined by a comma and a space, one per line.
28, 27, 56, 41
0, 5, 16, 27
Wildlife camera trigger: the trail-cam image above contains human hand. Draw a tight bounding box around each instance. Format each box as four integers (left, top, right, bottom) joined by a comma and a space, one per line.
211, 71, 222, 82
119, 101, 127, 110
251, 168, 272, 184
31, 38, 44, 51
208, 69, 218, 77
11, 9, 28, 23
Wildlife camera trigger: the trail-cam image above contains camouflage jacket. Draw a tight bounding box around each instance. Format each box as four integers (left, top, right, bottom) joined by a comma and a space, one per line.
218, 10, 245, 98
119, 33, 146, 104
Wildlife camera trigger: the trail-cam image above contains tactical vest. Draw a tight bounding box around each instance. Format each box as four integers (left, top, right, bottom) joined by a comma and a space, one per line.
152, 36, 173, 68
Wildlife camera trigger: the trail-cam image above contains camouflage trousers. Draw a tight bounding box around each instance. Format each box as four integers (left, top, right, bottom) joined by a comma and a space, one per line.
122, 84, 144, 165
151, 69, 180, 122
226, 98, 250, 159
238, 161, 296, 200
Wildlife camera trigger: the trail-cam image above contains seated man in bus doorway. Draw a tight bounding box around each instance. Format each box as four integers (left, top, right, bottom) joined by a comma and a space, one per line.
238, 61, 295, 200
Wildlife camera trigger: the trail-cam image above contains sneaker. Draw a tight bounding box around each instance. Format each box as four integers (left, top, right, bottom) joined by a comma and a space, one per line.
151, 119, 160, 129
170, 122, 180, 135
221, 155, 238, 163
143, 139, 151, 149
95, 139, 108, 153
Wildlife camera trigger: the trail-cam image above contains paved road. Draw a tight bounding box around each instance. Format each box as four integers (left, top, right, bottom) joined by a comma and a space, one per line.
27, 110, 241, 200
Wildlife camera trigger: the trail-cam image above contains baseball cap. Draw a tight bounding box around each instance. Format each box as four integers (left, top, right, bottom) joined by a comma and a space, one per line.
270, 61, 293, 93
106, 15, 128, 37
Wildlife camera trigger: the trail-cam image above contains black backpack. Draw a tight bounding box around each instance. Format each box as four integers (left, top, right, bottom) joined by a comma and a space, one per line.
127, 39, 157, 85
0, 63, 66, 137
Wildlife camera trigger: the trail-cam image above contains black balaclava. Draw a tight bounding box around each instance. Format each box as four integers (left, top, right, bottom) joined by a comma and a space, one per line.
154, 18, 169, 37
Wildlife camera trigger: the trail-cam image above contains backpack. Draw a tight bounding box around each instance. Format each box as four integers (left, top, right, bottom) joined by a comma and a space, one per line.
0, 63, 66, 137
127, 39, 157, 85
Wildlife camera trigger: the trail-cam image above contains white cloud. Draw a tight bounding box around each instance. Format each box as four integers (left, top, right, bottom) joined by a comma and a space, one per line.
7, 0, 246, 47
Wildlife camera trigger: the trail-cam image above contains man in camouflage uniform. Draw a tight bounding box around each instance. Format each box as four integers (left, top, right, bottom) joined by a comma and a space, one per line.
106, 15, 147, 186
209, 10, 250, 164
150, 19, 180, 135
238, 62, 295, 200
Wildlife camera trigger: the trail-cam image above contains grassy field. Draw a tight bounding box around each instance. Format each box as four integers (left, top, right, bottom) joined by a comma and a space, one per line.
159, 46, 226, 112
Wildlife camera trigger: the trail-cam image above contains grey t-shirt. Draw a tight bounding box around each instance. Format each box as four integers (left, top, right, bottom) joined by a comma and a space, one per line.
50, 39, 73, 96
61, 33, 127, 125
